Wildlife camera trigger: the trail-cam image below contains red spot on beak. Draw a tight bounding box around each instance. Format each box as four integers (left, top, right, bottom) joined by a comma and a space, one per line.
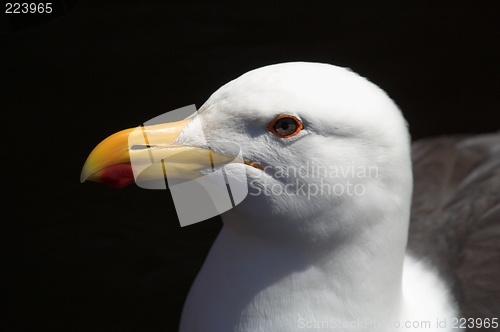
97, 163, 135, 188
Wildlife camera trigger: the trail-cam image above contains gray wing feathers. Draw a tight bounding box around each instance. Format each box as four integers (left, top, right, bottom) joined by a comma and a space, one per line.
408, 133, 500, 325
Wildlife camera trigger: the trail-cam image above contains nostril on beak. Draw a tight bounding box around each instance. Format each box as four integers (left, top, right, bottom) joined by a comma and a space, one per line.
130, 145, 156, 150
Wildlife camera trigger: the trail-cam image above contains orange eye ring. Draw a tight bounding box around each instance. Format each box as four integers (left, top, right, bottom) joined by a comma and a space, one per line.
268, 115, 304, 138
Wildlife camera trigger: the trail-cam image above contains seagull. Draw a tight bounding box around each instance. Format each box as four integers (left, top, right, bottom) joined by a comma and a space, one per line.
80, 62, 499, 331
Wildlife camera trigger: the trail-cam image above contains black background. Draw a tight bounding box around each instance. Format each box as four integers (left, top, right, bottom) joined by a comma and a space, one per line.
2, 1, 499, 330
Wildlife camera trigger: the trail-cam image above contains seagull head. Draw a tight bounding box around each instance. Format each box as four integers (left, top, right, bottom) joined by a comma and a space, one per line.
81, 62, 413, 244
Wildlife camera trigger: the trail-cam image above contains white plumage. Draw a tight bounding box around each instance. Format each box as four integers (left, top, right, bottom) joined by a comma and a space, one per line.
176, 63, 462, 331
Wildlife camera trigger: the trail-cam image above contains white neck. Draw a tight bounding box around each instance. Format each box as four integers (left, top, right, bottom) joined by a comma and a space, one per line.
180, 206, 409, 332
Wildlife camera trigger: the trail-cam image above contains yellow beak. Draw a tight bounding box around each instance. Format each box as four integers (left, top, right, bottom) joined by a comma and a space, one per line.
80, 118, 248, 188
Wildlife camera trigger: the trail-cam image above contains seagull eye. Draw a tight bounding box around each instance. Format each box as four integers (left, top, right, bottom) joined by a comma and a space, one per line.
268, 115, 303, 138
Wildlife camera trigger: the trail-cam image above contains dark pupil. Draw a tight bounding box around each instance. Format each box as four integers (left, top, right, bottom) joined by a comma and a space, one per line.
275, 118, 297, 135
